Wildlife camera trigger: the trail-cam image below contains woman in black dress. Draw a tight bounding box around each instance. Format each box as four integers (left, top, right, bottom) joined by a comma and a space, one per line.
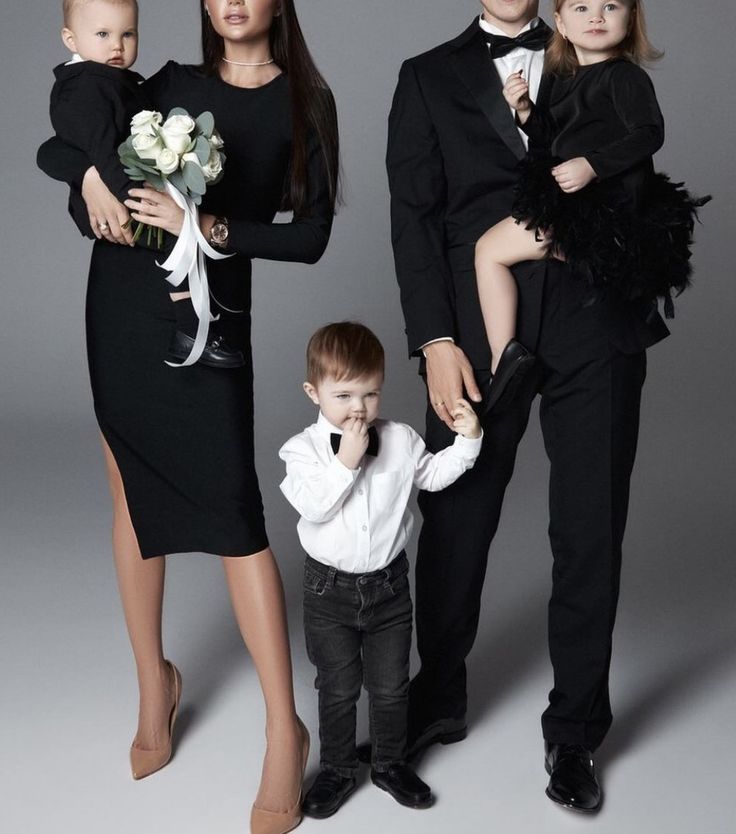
37, 2, 339, 832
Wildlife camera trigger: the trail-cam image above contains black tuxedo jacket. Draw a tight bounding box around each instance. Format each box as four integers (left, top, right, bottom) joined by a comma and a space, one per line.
387, 20, 669, 369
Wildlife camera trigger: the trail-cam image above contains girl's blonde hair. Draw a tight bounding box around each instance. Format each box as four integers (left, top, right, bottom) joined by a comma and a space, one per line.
545, 0, 662, 75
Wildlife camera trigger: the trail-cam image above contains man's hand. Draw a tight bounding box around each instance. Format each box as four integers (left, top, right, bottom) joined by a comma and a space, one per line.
337, 418, 369, 470
424, 341, 482, 430
551, 157, 596, 193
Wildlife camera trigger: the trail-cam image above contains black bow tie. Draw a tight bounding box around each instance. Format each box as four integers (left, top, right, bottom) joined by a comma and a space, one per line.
482, 23, 551, 59
330, 427, 380, 458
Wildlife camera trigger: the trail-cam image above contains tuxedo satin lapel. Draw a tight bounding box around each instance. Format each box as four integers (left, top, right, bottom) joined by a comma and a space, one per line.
449, 33, 527, 161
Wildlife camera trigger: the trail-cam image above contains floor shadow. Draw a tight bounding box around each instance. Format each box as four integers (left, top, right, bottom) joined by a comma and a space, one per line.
600, 636, 736, 766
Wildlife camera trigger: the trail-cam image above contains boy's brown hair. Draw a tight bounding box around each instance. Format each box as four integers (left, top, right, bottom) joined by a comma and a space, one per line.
63, 0, 138, 27
306, 322, 385, 385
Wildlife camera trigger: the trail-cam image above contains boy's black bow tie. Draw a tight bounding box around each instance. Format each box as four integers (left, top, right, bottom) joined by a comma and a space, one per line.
482, 23, 551, 58
330, 426, 380, 457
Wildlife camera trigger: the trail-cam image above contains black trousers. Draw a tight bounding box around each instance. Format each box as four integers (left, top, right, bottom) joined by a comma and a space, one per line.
303, 552, 413, 775
411, 266, 647, 751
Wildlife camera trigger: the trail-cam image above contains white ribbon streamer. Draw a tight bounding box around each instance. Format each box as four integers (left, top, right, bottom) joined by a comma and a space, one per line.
157, 181, 233, 367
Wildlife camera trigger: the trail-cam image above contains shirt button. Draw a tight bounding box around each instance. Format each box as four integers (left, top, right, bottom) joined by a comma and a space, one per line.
358, 489, 364, 495
362, 525, 368, 532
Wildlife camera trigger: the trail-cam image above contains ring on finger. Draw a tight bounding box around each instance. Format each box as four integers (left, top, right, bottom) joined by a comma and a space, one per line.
99, 222, 109, 231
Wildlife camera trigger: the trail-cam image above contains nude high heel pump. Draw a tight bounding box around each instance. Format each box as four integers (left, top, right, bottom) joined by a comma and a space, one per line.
250, 717, 310, 834
130, 660, 182, 780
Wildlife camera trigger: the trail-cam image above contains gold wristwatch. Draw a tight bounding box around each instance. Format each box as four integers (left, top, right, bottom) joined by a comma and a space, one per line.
209, 216, 229, 248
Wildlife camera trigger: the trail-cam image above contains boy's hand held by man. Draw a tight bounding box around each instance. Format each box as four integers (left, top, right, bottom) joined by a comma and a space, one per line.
451, 399, 482, 440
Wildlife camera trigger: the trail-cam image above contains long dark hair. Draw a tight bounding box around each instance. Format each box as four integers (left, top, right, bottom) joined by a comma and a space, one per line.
200, 1, 340, 214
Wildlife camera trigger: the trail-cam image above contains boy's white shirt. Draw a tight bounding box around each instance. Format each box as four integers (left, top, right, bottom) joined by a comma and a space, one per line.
279, 412, 482, 574
65, 53, 86, 65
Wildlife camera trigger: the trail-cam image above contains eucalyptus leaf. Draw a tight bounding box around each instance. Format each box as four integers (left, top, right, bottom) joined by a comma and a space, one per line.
195, 136, 210, 166
168, 170, 187, 193
125, 158, 160, 175
167, 107, 188, 118
182, 161, 206, 195
195, 111, 214, 138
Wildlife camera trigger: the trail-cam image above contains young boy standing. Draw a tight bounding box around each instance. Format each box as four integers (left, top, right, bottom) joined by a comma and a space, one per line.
279, 322, 482, 819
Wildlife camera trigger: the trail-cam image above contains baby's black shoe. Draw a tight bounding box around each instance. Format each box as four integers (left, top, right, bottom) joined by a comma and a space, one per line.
167, 329, 245, 369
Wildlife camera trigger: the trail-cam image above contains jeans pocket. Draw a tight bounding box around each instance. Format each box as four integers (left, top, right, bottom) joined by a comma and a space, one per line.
304, 566, 327, 596
384, 568, 410, 599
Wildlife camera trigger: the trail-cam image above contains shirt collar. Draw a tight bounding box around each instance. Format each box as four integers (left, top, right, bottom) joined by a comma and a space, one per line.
65, 53, 86, 65
316, 411, 343, 437
478, 14, 540, 38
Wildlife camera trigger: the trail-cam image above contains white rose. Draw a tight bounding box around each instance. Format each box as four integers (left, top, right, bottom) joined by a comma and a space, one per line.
132, 132, 164, 161
156, 148, 180, 175
130, 110, 163, 136
160, 114, 196, 155
201, 148, 224, 183
209, 130, 224, 150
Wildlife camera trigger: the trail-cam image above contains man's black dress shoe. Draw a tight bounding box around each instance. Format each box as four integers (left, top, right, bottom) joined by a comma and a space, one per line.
301, 769, 357, 819
167, 330, 245, 369
545, 743, 602, 813
371, 764, 434, 809
356, 715, 467, 764
408, 715, 467, 759
484, 339, 535, 415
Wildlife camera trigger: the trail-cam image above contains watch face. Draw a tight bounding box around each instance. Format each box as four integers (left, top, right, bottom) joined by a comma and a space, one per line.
211, 222, 228, 245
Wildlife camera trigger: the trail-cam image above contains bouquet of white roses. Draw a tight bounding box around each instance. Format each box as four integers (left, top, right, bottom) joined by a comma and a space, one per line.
118, 108, 232, 367
118, 108, 226, 248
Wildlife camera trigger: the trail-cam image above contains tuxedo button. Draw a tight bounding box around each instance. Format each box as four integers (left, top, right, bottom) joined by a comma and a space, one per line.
362, 525, 368, 532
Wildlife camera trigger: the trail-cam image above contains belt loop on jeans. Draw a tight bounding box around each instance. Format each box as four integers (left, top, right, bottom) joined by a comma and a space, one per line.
325, 566, 337, 589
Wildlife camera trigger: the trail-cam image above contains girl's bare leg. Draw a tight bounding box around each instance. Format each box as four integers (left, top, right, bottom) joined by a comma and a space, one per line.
222, 550, 304, 813
475, 217, 548, 372
100, 436, 175, 751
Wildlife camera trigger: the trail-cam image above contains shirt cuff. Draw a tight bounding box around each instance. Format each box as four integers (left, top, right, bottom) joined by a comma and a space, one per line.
452, 430, 483, 460
328, 455, 361, 481
420, 337, 455, 357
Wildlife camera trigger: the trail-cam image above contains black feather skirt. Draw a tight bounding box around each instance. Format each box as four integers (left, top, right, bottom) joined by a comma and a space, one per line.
511, 154, 711, 314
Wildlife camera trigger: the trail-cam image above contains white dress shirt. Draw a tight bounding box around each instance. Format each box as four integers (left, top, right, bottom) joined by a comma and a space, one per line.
478, 15, 545, 149
279, 412, 482, 573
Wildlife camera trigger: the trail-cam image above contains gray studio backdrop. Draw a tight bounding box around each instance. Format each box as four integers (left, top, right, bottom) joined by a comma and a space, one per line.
1, 3, 735, 834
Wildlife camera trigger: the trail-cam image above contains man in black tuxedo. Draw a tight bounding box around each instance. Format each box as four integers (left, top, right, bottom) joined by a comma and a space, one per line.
386, 0, 669, 813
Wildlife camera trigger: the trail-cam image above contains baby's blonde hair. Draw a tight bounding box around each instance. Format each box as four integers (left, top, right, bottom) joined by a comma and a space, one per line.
63, 0, 138, 27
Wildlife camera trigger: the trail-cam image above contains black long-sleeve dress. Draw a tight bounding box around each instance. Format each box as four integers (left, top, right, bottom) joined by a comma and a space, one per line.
512, 58, 708, 312
37, 61, 335, 557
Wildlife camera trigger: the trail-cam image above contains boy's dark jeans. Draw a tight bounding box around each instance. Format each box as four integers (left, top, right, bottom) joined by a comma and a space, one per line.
303, 551, 412, 776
